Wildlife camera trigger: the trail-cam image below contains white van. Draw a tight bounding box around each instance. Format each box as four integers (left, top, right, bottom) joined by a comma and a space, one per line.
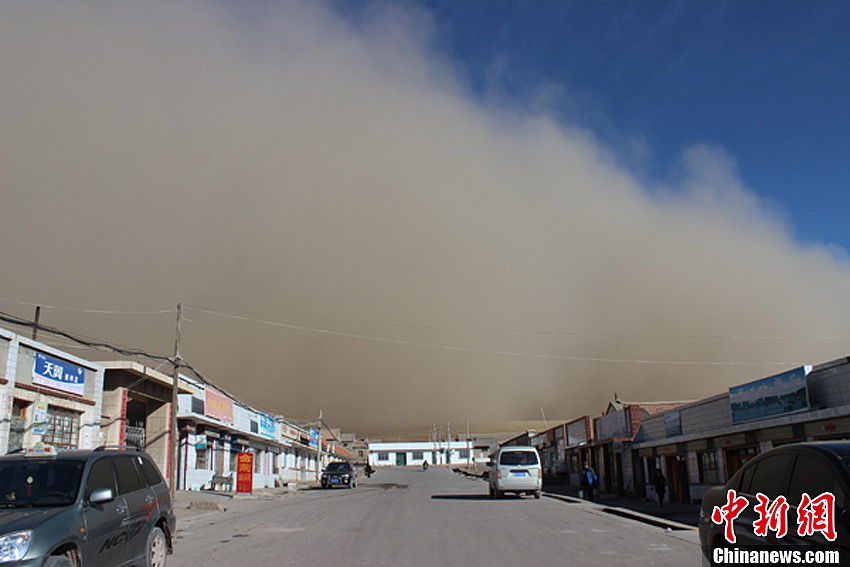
488, 446, 542, 499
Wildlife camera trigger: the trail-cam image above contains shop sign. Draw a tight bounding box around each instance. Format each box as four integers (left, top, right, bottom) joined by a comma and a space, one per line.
665, 411, 682, 438
730, 366, 810, 424
33, 402, 48, 435
195, 434, 207, 449
236, 452, 253, 494
259, 414, 276, 440
204, 386, 234, 424
33, 352, 85, 396
308, 428, 319, 449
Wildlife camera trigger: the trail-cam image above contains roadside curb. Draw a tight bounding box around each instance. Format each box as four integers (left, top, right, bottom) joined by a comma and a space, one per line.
450, 467, 696, 532
542, 492, 696, 531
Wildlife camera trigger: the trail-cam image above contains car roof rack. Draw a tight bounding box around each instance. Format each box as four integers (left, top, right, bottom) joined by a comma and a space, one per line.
93, 445, 141, 452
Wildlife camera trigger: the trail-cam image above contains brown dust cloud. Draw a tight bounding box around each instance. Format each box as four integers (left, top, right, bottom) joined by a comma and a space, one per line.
2, 1, 850, 438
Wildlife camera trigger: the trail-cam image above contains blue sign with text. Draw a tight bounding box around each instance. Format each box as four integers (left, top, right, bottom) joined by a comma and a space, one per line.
33, 352, 86, 396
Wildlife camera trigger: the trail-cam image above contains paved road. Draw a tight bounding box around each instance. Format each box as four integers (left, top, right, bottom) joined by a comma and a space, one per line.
170, 467, 701, 566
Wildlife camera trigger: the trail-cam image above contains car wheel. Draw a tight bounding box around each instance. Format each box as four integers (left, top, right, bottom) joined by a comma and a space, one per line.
146, 526, 167, 567
44, 557, 74, 567
534, 490, 541, 499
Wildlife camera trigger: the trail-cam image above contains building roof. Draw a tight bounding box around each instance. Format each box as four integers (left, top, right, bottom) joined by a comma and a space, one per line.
100, 360, 193, 394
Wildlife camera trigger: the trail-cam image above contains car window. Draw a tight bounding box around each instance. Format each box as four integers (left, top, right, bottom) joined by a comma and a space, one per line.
114, 455, 145, 495
86, 457, 117, 499
499, 451, 538, 466
747, 454, 794, 499
738, 460, 758, 493
138, 456, 165, 487
0, 459, 84, 507
789, 454, 847, 509
326, 463, 351, 472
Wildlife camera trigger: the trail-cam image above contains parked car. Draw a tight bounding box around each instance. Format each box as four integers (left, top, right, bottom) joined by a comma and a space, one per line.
321, 462, 356, 489
0, 445, 175, 567
488, 446, 542, 499
699, 442, 850, 564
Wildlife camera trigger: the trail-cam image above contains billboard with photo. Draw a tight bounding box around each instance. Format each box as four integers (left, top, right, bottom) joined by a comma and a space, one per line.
730, 366, 811, 424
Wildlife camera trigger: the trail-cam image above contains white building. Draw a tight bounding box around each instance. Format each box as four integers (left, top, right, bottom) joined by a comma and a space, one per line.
368, 440, 479, 467
0, 327, 104, 453
177, 375, 287, 491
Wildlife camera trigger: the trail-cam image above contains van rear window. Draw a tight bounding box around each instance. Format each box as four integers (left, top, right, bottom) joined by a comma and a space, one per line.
499, 451, 538, 466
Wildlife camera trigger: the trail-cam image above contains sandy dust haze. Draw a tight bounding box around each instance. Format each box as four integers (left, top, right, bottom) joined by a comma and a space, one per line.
2, 1, 850, 437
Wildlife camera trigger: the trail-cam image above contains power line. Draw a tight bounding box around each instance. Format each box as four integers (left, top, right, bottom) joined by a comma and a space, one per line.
183, 305, 794, 367
0, 297, 176, 316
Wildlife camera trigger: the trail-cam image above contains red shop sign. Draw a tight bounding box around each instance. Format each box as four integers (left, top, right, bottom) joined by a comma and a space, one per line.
237, 452, 253, 494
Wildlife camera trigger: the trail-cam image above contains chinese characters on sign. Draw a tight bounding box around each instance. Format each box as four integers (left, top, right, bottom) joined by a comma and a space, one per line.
204, 386, 234, 424
236, 452, 253, 494
712, 489, 836, 543
33, 352, 86, 396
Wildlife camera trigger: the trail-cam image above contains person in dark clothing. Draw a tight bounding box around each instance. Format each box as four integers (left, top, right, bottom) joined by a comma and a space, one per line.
654, 469, 667, 507
580, 463, 597, 502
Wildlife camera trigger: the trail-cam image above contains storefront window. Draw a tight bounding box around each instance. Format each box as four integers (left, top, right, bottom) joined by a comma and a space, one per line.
43, 407, 80, 449
698, 451, 720, 485
196, 447, 208, 470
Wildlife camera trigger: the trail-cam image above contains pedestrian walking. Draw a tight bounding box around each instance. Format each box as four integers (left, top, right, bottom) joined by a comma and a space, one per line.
654, 469, 667, 507
580, 463, 597, 502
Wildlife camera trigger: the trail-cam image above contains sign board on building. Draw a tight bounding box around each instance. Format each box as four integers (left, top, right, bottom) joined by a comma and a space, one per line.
33, 352, 85, 396
259, 414, 276, 440
236, 452, 253, 494
33, 402, 48, 435
204, 386, 234, 424
309, 428, 319, 449
595, 410, 627, 441
664, 411, 682, 438
567, 419, 587, 447
730, 366, 811, 424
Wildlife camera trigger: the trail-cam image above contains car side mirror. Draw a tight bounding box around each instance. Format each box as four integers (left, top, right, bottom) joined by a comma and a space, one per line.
89, 488, 115, 505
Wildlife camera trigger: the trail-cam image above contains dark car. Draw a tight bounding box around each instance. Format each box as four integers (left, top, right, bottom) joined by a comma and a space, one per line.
699, 442, 850, 564
321, 462, 356, 489
0, 445, 175, 567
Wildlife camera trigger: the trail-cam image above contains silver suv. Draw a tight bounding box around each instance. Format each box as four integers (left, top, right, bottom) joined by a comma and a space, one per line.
0, 446, 175, 566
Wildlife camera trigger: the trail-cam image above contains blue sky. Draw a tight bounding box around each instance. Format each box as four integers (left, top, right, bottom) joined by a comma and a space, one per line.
341, 0, 850, 251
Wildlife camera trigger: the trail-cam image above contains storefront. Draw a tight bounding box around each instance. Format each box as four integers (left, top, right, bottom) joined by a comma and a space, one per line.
0, 328, 104, 453
632, 358, 850, 504
100, 361, 192, 477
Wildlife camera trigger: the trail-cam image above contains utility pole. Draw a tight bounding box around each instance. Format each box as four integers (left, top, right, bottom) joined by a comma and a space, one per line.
466, 418, 471, 469
32, 306, 41, 341
447, 422, 451, 466
432, 422, 436, 466
315, 409, 323, 482
169, 303, 182, 495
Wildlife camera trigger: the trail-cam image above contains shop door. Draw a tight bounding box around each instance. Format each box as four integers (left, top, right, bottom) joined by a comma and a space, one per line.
725, 446, 757, 479
396, 452, 407, 466
665, 456, 690, 503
